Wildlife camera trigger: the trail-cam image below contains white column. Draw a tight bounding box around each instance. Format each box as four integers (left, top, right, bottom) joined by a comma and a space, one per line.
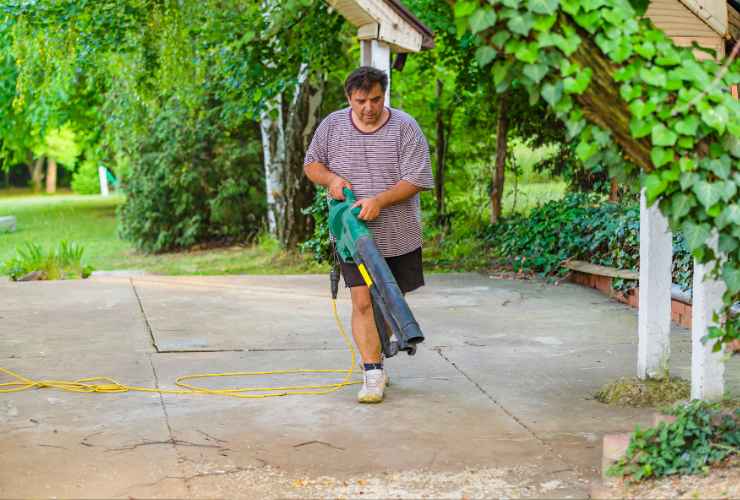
637, 190, 673, 379
691, 235, 726, 401
98, 166, 109, 196
360, 39, 391, 104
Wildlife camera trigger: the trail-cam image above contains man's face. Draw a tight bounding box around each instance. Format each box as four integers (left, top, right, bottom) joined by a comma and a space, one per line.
347, 83, 385, 126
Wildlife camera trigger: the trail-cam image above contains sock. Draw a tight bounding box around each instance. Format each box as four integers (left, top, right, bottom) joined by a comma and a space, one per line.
363, 363, 383, 371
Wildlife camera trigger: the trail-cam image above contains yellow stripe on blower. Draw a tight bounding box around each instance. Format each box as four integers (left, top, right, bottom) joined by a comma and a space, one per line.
358, 263, 373, 287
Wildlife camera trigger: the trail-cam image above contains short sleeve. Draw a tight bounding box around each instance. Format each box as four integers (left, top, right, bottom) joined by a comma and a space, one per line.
304, 117, 330, 167
399, 119, 434, 190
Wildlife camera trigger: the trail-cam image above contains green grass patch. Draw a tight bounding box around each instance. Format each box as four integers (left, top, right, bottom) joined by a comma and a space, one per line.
501, 179, 568, 216
595, 376, 691, 407
3, 241, 93, 280
504, 142, 567, 215
0, 192, 327, 276
510, 141, 560, 184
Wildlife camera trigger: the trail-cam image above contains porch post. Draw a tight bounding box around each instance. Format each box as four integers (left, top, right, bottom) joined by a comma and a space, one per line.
637, 190, 673, 379
360, 39, 391, 104
690, 235, 726, 401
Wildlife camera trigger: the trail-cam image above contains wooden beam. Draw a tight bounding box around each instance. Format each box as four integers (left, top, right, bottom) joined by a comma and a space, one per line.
678, 0, 728, 37
357, 22, 379, 40
327, 0, 423, 52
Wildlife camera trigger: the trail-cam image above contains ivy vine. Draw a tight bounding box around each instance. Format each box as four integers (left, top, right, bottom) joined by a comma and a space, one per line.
455, 0, 739, 349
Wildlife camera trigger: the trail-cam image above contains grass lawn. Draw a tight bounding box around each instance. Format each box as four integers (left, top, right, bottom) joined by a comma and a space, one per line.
501, 179, 567, 216
504, 142, 567, 215
0, 173, 567, 277
0, 190, 327, 276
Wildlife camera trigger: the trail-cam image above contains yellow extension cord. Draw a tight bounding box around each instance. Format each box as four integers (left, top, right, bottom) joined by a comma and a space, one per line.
0, 299, 360, 399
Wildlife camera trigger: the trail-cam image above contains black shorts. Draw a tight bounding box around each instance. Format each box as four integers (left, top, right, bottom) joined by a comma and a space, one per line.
340, 247, 424, 294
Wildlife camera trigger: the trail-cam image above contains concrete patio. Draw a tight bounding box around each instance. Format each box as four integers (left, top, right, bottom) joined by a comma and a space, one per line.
1, 273, 737, 498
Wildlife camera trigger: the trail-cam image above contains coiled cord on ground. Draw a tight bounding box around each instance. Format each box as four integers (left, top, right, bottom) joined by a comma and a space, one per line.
0, 300, 360, 399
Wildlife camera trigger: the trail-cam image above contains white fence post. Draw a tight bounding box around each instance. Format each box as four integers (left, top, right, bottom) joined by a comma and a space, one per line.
637, 190, 673, 379
691, 236, 726, 401
98, 166, 110, 196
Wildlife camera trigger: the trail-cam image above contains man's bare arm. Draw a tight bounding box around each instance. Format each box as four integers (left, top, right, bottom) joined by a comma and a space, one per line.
304, 161, 351, 200
353, 180, 423, 221
375, 181, 423, 209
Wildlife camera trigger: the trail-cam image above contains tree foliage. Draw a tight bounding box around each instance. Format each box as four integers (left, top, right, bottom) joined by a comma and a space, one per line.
454, 0, 740, 347
2, 0, 347, 250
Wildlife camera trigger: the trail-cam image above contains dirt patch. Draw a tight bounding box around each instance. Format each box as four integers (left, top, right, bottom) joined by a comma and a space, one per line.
186, 464, 590, 499
595, 457, 739, 499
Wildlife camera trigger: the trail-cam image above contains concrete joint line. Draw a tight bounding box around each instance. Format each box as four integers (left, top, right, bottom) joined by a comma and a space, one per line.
433, 348, 573, 469
156, 349, 244, 354
129, 278, 159, 352
146, 353, 192, 495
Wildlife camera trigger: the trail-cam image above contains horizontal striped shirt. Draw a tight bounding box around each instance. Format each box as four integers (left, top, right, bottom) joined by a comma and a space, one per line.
304, 107, 434, 257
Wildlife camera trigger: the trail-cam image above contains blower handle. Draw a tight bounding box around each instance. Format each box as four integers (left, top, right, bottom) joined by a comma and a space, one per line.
342, 187, 361, 218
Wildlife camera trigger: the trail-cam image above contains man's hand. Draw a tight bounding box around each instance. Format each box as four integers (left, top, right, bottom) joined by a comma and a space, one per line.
352, 197, 382, 221
328, 176, 352, 200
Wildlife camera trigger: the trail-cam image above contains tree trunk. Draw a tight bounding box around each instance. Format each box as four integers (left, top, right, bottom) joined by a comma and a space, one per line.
609, 177, 619, 202
260, 96, 285, 236
260, 64, 325, 249
30, 157, 44, 193
491, 96, 509, 224
568, 18, 653, 172
46, 158, 57, 194
434, 78, 447, 225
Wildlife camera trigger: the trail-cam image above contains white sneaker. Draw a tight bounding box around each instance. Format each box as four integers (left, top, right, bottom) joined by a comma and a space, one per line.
357, 369, 387, 403
357, 363, 390, 385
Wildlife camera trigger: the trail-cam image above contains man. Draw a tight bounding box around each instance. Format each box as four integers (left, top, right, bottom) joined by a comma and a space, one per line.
303, 66, 434, 404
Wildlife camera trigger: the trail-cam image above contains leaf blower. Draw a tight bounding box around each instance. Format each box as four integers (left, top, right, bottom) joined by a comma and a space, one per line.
328, 187, 424, 357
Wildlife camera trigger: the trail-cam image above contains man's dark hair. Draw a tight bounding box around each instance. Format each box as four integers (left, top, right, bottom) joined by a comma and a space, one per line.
344, 66, 388, 96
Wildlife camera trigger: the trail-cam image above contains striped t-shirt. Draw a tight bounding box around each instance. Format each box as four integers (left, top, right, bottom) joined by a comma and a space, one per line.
304, 107, 434, 257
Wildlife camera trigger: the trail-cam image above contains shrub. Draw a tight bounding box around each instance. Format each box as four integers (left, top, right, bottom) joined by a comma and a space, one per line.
2, 241, 93, 280
118, 97, 265, 253
299, 187, 332, 264
71, 159, 101, 195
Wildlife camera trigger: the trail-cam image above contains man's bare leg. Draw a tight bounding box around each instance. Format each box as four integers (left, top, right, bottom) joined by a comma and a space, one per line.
350, 285, 381, 363
349, 285, 387, 403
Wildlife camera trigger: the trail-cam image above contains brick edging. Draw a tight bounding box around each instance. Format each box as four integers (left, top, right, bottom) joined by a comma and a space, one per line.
568, 271, 692, 328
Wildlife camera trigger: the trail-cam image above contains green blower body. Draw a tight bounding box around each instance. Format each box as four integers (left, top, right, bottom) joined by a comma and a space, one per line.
328, 188, 424, 357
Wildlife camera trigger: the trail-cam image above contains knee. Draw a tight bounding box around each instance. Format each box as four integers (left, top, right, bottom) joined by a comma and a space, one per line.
352, 293, 373, 317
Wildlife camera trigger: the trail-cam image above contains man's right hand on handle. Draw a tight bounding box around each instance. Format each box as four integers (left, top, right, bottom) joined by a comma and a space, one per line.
328, 176, 352, 200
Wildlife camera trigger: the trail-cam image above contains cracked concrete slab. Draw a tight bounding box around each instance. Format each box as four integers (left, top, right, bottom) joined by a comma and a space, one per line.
149, 348, 559, 480
127, 275, 354, 352
0, 273, 737, 498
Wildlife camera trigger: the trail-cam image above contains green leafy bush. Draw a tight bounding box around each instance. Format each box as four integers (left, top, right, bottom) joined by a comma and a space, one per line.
2, 241, 93, 280
609, 400, 739, 481
71, 159, 101, 195
485, 193, 693, 290
118, 97, 265, 253
299, 187, 332, 264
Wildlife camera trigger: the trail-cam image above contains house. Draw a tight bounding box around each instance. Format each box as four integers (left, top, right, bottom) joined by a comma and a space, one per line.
646, 0, 740, 96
